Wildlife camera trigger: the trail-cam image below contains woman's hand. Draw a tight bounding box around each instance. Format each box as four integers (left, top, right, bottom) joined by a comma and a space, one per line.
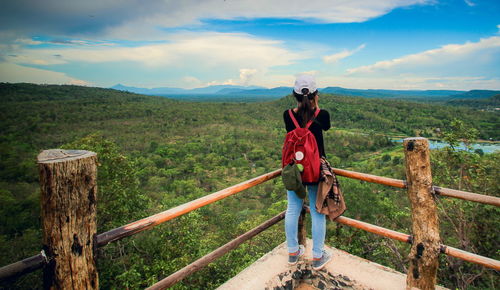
312, 95, 319, 108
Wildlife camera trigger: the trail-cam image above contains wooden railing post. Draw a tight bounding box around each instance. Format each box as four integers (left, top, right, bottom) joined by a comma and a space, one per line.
38, 149, 99, 289
403, 138, 440, 290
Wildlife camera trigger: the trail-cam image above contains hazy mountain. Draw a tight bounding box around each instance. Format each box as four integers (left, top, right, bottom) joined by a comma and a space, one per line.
319, 87, 464, 99
111, 84, 264, 95
216, 86, 293, 97
111, 84, 499, 101
188, 85, 264, 94
111, 84, 187, 95
447, 90, 500, 99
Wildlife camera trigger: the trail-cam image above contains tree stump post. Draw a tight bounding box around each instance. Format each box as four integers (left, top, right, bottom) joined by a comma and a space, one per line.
38, 149, 99, 289
298, 207, 307, 247
403, 138, 440, 290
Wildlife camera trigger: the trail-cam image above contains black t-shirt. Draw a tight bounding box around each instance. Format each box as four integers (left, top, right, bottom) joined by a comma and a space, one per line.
283, 109, 331, 158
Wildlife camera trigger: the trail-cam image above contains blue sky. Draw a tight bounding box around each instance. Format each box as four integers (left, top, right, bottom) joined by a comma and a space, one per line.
0, 0, 499, 90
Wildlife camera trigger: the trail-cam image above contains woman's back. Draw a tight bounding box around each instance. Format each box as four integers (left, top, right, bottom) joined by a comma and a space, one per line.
283, 109, 330, 158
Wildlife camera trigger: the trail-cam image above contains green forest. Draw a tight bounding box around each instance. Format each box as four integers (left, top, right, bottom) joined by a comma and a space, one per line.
0, 83, 498, 289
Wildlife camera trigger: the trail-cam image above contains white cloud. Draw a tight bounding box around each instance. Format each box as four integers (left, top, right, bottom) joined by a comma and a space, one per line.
346, 36, 500, 76
1, 0, 432, 41
8, 32, 304, 72
15, 38, 42, 45
68, 79, 90, 86
3, 31, 310, 88
208, 72, 296, 88
214, 69, 324, 88
103, 0, 432, 41
206, 69, 258, 86
182, 76, 203, 88
298, 71, 319, 77
239, 69, 258, 86
249, 73, 296, 88
0, 62, 90, 85
323, 44, 366, 63
169, 0, 430, 24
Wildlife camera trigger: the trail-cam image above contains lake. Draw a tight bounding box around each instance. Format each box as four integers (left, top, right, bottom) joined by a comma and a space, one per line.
392, 139, 500, 153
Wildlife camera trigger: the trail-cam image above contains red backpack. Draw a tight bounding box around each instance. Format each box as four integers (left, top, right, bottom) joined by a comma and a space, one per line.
282, 108, 321, 183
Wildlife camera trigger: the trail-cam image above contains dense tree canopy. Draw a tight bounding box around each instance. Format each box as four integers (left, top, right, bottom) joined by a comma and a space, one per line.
0, 83, 498, 289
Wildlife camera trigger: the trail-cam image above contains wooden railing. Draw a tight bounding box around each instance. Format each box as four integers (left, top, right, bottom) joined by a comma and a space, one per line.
0, 137, 499, 289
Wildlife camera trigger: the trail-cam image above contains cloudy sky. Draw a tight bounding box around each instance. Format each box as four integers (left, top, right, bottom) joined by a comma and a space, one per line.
0, 0, 499, 90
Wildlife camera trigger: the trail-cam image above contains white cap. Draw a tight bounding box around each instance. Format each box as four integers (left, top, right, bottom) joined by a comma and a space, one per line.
294, 74, 317, 95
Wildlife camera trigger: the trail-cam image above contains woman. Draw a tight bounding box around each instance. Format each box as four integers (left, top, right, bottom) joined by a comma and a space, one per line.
284, 74, 332, 270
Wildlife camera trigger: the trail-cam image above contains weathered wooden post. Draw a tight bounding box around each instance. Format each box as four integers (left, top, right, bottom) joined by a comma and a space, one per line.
403, 138, 440, 290
298, 207, 307, 247
38, 149, 99, 289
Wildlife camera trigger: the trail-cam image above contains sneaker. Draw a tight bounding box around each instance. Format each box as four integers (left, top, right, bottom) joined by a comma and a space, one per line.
312, 250, 332, 270
288, 245, 305, 265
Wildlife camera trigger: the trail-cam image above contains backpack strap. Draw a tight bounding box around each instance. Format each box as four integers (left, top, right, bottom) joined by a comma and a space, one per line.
305, 108, 320, 129
288, 109, 300, 128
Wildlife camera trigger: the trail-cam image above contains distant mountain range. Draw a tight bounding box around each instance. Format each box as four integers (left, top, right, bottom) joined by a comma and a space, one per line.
111, 84, 499, 100
111, 84, 266, 95
320, 87, 499, 100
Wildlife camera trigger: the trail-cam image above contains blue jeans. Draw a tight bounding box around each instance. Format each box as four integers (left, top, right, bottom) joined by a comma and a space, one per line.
285, 185, 326, 259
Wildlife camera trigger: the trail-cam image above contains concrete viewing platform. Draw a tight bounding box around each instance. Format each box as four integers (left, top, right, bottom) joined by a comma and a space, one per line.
217, 239, 448, 290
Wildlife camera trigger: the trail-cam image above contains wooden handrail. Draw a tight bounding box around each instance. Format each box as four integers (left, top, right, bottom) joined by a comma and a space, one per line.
302, 205, 411, 243
147, 211, 286, 289
0, 252, 47, 282
441, 245, 500, 270
340, 214, 500, 271
434, 186, 500, 207
332, 167, 500, 207
335, 216, 412, 244
331, 211, 500, 271
97, 169, 282, 247
332, 168, 406, 188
